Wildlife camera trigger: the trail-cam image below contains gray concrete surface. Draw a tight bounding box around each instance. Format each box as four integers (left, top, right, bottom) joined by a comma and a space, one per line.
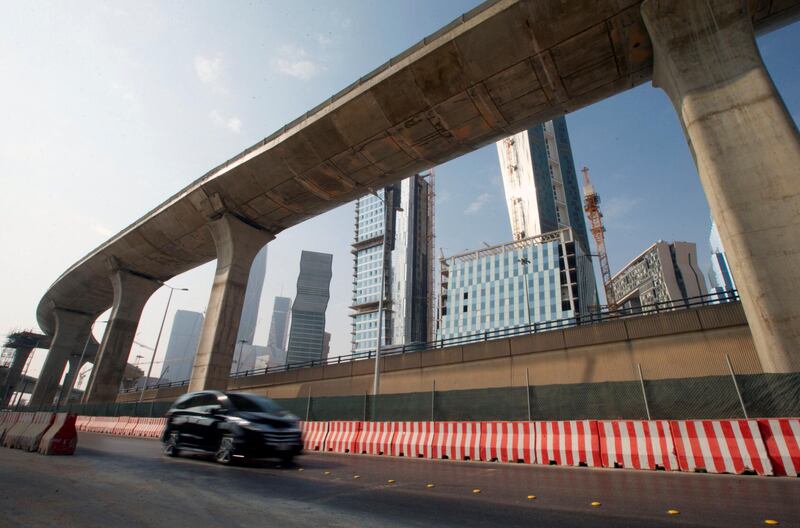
0, 433, 797, 527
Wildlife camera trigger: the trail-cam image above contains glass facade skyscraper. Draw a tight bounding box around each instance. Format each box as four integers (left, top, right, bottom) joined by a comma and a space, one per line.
350, 172, 433, 354
709, 220, 736, 290
266, 296, 292, 366
286, 251, 333, 364
231, 245, 267, 373
496, 117, 597, 312
161, 310, 204, 382
437, 228, 594, 341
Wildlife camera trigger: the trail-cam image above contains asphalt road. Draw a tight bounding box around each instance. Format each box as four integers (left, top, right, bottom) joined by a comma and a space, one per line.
0, 433, 798, 528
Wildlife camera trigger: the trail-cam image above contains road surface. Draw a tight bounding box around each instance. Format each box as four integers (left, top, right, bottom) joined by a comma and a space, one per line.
0, 433, 797, 527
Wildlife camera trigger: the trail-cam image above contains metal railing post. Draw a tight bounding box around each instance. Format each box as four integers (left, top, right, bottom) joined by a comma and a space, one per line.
431, 379, 436, 422
637, 364, 651, 420
525, 368, 532, 421
305, 387, 312, 422
725, 354, 748, 419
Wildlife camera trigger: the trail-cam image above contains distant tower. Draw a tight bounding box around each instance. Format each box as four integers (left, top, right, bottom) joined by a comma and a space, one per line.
496, 117, 598, 313
322, 332, 331, 361
350, 171, 434, 354
231, 245, 267, 373
286, 251, 333, 364
708, 219, 737, 301
266, 296, 292, 366
162, 310, 204, 382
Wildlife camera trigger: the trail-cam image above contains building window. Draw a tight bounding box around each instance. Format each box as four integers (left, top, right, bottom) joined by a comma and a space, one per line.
463, 305, 468, 313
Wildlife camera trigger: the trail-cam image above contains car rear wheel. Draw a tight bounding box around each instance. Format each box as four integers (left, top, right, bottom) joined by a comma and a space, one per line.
215, 435, 236, 465
163, 431, 180, 457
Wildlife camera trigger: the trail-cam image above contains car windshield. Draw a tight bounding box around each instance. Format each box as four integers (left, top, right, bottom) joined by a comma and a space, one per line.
227, 394, 284, 414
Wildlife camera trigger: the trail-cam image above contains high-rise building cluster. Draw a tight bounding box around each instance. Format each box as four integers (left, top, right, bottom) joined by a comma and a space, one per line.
156, 112, 736, 384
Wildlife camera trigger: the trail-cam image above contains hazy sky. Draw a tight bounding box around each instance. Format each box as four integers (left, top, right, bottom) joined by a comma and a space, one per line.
1, 1, 798, 384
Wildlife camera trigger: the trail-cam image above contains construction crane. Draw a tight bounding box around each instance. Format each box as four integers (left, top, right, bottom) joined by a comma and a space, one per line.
581, 166, 616, 311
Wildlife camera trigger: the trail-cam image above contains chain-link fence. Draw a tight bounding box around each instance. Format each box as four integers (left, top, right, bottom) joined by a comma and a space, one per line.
17, 369, 798, 422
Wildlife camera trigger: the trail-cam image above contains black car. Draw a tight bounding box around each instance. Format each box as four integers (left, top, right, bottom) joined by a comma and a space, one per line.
161, 391, 302, 464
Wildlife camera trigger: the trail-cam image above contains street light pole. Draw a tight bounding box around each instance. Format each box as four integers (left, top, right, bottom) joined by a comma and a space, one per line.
518, 257, 533, 329
138, 284, 187, 403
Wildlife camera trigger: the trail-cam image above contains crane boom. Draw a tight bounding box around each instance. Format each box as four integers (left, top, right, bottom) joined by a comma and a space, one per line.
581, 166, 616, 311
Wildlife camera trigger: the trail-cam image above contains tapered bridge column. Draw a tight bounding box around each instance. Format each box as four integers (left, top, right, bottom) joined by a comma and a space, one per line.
84, 270, 161, 403
189, 213, 273, 392
1, 347, 33, 406
30, 309, 93, 406
642, 0, 800, 371
57, 355, 83, 406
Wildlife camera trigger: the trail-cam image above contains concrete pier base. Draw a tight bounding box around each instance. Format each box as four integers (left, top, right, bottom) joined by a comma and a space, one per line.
30, 309, 93, 407
84, 270, 161, 403
188, 213, 273, 392
1, 348, 33, 406
642, 0, 800, 372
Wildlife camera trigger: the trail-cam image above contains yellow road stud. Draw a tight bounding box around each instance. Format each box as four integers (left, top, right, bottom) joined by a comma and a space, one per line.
527, 495, 537, 500
764, 521, 779, 526
666, 509, 679, 516
472, 489, 481, 494
297, 468, 304, 471
590, 501, 602, 507
426, 483, 435, 488
387, 479, 396, 484
324, 471, 331, 475
353, 475, 360, 479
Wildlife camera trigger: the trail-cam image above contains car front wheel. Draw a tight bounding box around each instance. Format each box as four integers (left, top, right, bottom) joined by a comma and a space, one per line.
215, 435, 236, 465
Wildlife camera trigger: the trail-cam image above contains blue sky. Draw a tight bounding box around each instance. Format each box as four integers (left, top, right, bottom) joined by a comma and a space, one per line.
1, 1, 798, 382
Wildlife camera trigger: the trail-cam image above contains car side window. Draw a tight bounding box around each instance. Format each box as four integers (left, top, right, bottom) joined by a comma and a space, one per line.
175, 395, 203, 411
190, 393, 222, 414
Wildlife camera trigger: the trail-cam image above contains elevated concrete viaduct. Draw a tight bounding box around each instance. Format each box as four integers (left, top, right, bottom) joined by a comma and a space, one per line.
30, 0, 800, 403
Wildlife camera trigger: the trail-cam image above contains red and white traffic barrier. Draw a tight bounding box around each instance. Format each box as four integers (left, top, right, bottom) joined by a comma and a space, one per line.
431, 422, 481, 461
392, 421, 436, 458
757, 418, 800, 477
300, 421, 328, 451
355, 422, 397, 455
480, 422, 536, 463
670, 420, 773, 475
325, 421, 360, 453
39, 413, 78, 455
535, 420, 601, 467
598, 420, 678, 471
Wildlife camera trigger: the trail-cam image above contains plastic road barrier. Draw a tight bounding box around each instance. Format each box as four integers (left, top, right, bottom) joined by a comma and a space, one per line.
480, 422, 536, 463
300, 421, 328, 451
0, 412, 20, 442
392, 421, 436, 458
356, 422, 398, 455
670, 420, 773, 475
325, 421, 361, 453
598, 420, 679, 471
3, 412, 35, 448
121, 417, 140, 436
757, 419, 800, 477
431, 422, 481, 461
535, 420, 601, 467
39, 413, 78, 455
17, 412, 55, 451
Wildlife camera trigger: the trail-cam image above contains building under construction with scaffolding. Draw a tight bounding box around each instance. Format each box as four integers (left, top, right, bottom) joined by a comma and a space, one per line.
436, 227, 596, 342
350, 171, 435, 354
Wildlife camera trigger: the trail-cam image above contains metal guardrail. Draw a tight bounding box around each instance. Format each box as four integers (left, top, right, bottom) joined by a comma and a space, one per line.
120, 289, 740, 393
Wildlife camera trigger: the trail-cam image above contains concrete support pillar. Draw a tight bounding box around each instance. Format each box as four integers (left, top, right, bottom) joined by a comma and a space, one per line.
642, 0, 800, 372
84, 270, 161, 403
1, 347, 33, 407
30, 309, 93, 407
189, 213, 273, 392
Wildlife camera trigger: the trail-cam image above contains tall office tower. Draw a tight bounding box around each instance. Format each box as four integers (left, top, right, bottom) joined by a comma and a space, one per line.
496, 117, 597, 310
437, 228, 594, 342
286, 251, 333, 364
497, 118, 591, 248
266, 296, 292, 366
162, 310, 204, 382
231, 245, 268, 373
350, 172, 434, 354
609, 241, 708, 312
708, 220, 737, 301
